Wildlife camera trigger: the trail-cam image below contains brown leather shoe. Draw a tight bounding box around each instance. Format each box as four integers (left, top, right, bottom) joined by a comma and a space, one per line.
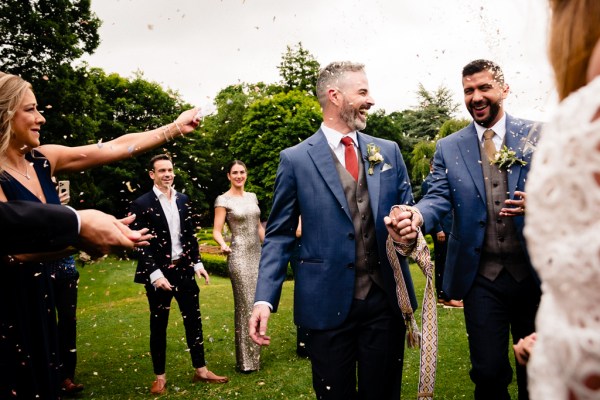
442, 299, 464, 309
150, 379, 167, 395
61, 378, 84, 395
192, 370, 229, 384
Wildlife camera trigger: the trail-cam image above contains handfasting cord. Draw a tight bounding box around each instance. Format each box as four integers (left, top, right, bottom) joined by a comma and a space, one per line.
385, 206, 438, 399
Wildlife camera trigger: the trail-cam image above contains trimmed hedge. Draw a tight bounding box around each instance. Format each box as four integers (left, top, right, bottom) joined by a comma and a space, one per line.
200, 251, 293, 279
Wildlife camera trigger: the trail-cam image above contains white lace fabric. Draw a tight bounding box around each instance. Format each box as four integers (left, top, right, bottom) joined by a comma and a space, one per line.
524, 76, 600, 400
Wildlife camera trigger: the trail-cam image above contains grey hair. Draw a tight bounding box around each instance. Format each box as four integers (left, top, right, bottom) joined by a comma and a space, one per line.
316, 61, 365, 108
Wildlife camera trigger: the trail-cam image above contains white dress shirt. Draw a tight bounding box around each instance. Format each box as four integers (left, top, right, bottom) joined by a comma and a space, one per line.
321, 123, 360, 165
149, 185, 204, 285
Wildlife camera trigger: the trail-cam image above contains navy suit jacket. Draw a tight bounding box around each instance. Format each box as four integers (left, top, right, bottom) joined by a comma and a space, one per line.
130, 190, 200, 285
254, 129, 417, 330
0, 201, 79, 255
417, 114, 540, 299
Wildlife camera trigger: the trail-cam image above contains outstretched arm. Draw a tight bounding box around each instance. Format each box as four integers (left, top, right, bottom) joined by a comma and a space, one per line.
41, 108, 201, 174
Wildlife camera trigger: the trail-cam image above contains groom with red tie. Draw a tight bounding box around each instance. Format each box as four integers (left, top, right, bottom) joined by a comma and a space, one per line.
249, 61, 416, 399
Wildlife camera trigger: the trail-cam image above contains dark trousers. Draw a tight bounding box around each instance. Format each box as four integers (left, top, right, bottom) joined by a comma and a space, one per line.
53, 273, 79, 381
432, 233, 449, 301
464, 270, 540, 400
305, 286, 405, 400
145, 278, 206, 375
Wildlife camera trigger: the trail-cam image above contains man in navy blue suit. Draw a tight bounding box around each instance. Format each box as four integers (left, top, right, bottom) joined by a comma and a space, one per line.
387, 59, 541, 400
249, 61, 416, 399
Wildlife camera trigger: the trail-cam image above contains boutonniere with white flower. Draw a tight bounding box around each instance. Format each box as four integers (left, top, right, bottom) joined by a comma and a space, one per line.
366, 143, 384, 175
492, 145, 527, 169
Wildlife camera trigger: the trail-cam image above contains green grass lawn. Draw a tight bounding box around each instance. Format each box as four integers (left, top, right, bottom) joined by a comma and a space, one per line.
75, 257, 518, 399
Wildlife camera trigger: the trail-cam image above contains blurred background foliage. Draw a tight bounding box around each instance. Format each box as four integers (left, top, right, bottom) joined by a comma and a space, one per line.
0, 0, 469, 224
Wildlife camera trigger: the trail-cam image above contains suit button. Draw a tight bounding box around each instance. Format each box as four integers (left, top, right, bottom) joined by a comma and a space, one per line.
494, 200, 501, 206
348, 233, 355, 240
347, 263, 354, 269
358, 198, 363, 203
474, 247, 481, 254
499, 237, 505, 242
479, 221, 485, 227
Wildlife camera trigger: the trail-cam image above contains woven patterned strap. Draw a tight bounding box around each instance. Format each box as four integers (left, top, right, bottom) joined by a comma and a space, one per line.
385, 208, 438, 400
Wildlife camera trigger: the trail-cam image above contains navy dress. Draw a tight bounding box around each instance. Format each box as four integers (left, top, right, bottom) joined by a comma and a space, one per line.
0, 150, 64, 399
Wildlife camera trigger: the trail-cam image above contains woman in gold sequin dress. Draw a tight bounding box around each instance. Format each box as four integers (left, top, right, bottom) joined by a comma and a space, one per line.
213, 160, 265, 373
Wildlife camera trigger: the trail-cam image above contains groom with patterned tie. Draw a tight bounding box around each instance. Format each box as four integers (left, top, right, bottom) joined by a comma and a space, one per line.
249, 61, 416, 399
387, 59, 541, 400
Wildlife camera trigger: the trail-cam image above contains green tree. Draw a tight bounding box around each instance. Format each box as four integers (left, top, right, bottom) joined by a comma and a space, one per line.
35, 67, 198, 218
229, 90, 321, 216
0, 0, 101, 81
402, 84, 459, 140
438, 117, 470, 140
277, 42, 320, 95
410, 140, 436, 184
197, 82, 282, 222
410, 117, 470, 194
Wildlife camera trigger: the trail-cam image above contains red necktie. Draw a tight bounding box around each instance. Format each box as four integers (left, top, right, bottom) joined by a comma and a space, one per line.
341, 136, 358, 181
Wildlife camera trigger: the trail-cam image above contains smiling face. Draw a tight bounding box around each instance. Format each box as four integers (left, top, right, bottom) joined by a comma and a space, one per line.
227, 162, 247, 189
463, 69, 508, 128
337, 70, 374, 132
149, 158, 174, 192
11, 88, 46, 151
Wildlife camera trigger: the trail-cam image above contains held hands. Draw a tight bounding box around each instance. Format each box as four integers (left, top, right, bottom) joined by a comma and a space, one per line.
500, 190, 527, 217
249, 304, 272, 346
384, 207, 423, 243
220, 244, 232, 254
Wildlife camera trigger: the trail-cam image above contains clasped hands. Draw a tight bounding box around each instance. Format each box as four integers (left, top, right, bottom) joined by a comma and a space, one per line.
384, 206, 423, 244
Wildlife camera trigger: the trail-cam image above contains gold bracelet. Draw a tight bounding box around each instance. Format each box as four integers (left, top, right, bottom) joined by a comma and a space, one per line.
174, 122, 183, 137
162, 126, 170, 142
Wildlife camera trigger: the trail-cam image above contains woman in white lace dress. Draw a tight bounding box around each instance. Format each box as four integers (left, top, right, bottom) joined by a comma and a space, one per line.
523, 1, 600, 398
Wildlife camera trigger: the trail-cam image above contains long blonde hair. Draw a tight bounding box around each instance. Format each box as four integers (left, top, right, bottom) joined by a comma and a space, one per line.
0, 72, 32, 173
548, 0, 600, 100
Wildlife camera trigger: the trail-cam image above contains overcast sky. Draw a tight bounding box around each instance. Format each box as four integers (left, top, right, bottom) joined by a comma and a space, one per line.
81, 0, 556, 121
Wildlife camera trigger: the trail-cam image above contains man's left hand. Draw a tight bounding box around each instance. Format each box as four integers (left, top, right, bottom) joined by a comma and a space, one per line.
500, 190, 527, 217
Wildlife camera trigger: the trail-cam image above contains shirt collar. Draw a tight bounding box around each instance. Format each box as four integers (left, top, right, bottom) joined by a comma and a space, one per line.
475, 113, 507, 142
152, 185, 176, 200
321, 122, 358, 148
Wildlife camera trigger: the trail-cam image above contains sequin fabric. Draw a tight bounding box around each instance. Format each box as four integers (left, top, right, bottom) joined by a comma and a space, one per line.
214, 192, 262, 371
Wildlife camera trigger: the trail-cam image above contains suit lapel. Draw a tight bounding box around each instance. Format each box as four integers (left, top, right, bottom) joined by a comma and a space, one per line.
307, 130, 352, 221
457, 124, 486, 202
504, 115, 528, 196
358, 133, 380, 219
